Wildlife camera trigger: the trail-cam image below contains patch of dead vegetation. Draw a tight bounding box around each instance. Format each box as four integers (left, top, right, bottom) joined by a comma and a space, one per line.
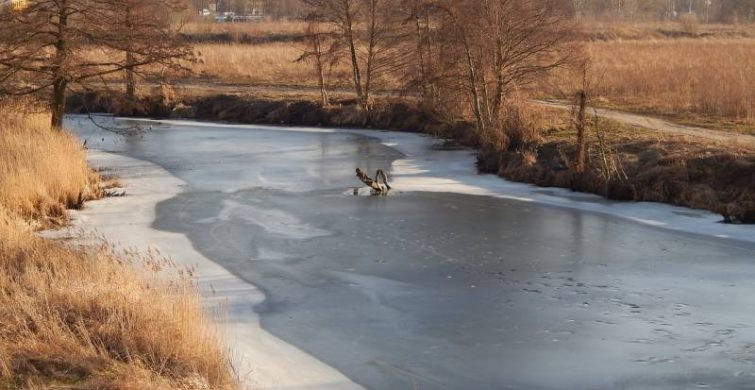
0, 102, 101, 228
0, 213, 237, 390
0, 102, 237, 389
543, 38, 755, 129
485, 125, 755, 223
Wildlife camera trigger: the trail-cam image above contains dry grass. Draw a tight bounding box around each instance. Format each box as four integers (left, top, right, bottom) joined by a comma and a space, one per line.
193, 42, 351, 87
546, 38, 755, 131
0, 218, 237, 389
481, 103, 755, 223
0, 103, 99, 227
89, 19, 755, 133
0, 104, 237, 389
188, 23, 754, 133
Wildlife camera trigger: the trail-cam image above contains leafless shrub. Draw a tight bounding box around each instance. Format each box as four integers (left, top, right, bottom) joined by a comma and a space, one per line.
301, 0, 409, 109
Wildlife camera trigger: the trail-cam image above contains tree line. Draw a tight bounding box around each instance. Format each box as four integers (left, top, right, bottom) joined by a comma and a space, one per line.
0, 0, 191, 128
190, 0, 755, 22
301, 0, 578, 151
572, 0, 754, 23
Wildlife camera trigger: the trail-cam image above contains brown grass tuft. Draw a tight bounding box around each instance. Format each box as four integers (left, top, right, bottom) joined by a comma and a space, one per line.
183, 20, 308, 39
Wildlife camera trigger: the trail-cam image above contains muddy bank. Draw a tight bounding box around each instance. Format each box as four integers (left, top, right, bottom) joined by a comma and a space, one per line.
66, 92, 755, 223
478, 142, 755, 224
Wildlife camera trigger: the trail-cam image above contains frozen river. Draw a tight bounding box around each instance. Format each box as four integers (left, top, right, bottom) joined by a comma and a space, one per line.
68, 116, 755, 390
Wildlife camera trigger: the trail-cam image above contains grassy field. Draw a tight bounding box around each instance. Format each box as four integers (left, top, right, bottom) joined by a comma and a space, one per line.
179, 20, 755, 133
0, 103, 100, 227
194, 42, 335, 86
545, 38, 755, 133
0, 105, 237, 389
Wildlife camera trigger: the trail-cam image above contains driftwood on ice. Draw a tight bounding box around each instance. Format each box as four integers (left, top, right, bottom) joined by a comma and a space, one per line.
356, 168, 391, 194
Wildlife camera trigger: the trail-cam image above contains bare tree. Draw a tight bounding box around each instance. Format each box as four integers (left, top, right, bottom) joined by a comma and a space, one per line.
302, 0, 407, 109
359, 0, 407, 108
434, 0, 489, 133
118, 0, 191, 105
302, 0, 364, 103
407, 0, 439, 105
426, 0, 577, 146
0, 0, 191, 129
298, 18, 337, 106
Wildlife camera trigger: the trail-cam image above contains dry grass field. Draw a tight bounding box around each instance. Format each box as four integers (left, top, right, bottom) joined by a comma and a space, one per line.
547, 37, 755, 132
194, 42, 327, 86
182, 20, 755, 132
192, 42, 358, 89
0, 105, 237, 389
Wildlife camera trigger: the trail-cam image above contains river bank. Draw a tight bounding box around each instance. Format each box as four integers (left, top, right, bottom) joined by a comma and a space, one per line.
67, 91, 755, 224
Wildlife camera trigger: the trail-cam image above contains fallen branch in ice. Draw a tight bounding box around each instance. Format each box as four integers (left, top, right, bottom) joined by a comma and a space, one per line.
356, 168, 391, 194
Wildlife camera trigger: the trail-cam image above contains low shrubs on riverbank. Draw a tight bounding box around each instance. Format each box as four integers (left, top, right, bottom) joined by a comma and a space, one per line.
67, 92, 755, 223
0, 105, 237, 389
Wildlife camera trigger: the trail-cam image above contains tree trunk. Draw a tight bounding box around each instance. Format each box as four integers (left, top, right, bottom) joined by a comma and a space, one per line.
344, 10, 363, 102
414, 1, 428, 100
461, 34, 485, 134
126, 51, 136, 103
424, 12, 438, 104
313, 34, 328, 106
317, 60, 328, 106
576, 89, 587, 173
51, 78, 68, 130
125, 6, 136, 105
51, 0, 69, 130
362, 0, 378, 110
492, 37, 506, 120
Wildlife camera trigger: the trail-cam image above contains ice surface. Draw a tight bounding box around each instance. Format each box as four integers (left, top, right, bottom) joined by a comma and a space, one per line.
75, 115, 753, 243
65, 115, 755, 390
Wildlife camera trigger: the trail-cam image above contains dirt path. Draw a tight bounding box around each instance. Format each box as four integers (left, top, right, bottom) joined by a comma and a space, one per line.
533, 100, 755, 147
